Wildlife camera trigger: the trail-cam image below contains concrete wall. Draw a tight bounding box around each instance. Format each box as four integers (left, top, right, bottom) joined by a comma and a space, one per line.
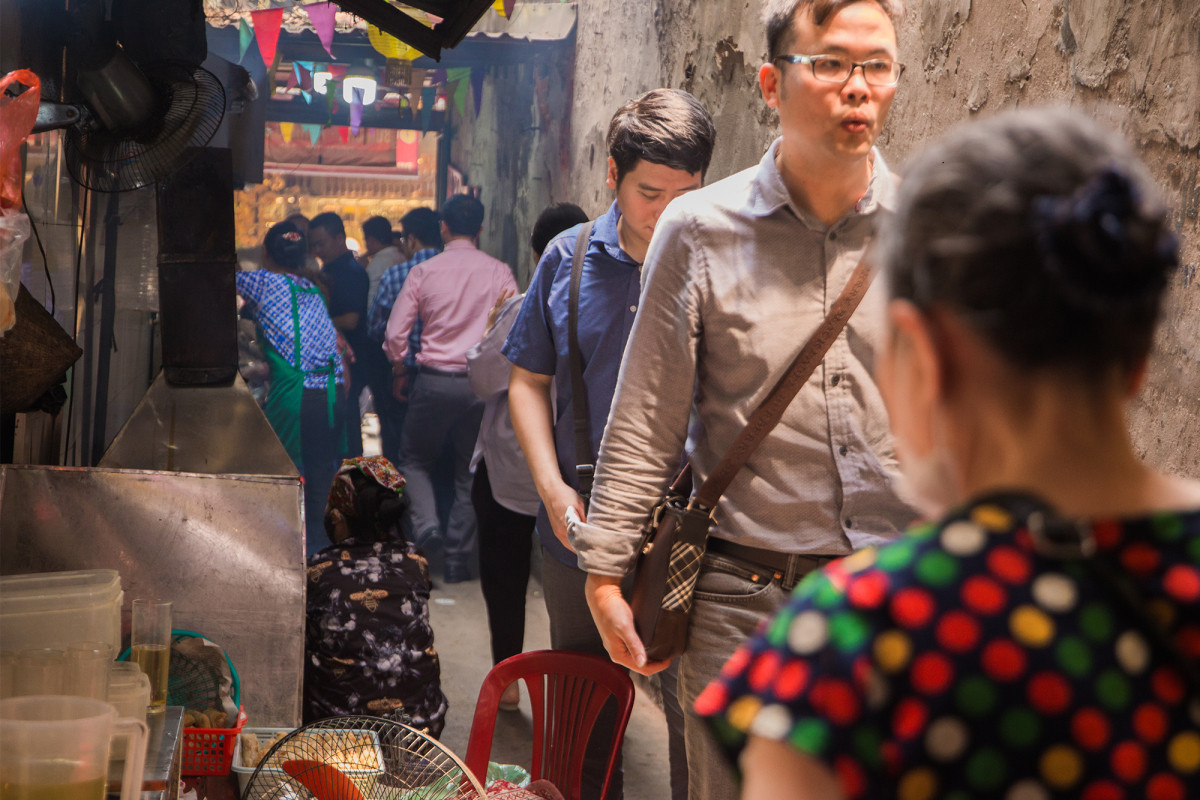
569, 0, 1200, 478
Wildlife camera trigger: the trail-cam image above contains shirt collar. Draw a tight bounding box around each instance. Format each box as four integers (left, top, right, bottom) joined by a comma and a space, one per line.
591, 200, 639, 265
443, 239, 477, 253
404, 247, 439, 267
748, 137, 897, 220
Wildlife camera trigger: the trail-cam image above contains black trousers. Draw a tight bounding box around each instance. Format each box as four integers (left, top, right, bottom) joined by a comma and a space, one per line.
471, 459, 537, 665
301, 388, 343, 556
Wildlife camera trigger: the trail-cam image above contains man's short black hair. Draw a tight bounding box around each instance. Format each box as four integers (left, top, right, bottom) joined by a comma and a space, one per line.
607, 89, 716, 185
763, 0, 905, 61
441, 194, 485, 238
530, 203, 588, 258
309, 211, 345, 239
400, 207, 443, 249
362, 216, 393, 246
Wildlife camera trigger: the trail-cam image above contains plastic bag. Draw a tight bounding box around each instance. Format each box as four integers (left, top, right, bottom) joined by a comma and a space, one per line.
0, 69, 41, 210
0, 209, 28, 335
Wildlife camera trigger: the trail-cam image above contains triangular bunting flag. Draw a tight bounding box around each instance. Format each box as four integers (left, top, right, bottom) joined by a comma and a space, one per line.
250, 8, 284, 68
409, 67, 426, 112
304, 2, 338, 60
338, 126, 350, 144
504, 0, 515, 17
446, 67, 470, 83
238, 18, 254, 64
470, 68, 485, 118
294, 62, 313, 92
350, 89, 364, 135
285, 68, 298, 91
304, 123, 322, 146
451, 79, 467, 117
301, 89, 312, 104
280, 122, 295, 143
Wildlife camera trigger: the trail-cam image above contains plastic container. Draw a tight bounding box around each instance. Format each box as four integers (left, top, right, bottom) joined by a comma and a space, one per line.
181, 707, 246, 777
0, 570, 123, 653
232, 727, 384, 799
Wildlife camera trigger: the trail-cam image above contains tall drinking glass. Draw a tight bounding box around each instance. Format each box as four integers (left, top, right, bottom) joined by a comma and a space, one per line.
13, 648, 65, 697
130, 600, 171, 714
65, 642, 114, 700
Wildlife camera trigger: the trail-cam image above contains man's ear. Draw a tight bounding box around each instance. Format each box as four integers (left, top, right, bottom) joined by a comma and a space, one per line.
1126, 358, 1149, 397
605, 157, 619, 191
758, 62, 781, 109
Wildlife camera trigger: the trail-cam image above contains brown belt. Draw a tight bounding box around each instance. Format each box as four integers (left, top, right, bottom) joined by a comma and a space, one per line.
706, 537, 836, 590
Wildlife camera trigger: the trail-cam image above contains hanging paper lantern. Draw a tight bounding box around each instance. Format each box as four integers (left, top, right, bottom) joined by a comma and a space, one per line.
367, 17, 428, 61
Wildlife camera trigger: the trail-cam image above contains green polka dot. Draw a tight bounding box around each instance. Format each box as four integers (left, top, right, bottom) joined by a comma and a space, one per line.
965, 748, 1007, 790
1080, 603, 1114, 642
876, 539, 917, 571
789, 717, 831, 755
1055, 636, 1092, 677
955, 676, 997, 718
710, 718, 743, 747
813, 579, 845, 609
915, 551, 959, 587
794, 572, 825, 600
767, 609, 794, 647
852, 726, 884, 768
1096, 669, 1132, 711
1187, 535, 1200, 566
1151, 513, 1184, 542
999, 707, 1040, 748
943, 793, 972, 800
830, 611, 870, 652
909, 522, 939, 542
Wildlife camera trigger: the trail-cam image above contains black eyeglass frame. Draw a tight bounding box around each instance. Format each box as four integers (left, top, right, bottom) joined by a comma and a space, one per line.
773, 53, 906, 87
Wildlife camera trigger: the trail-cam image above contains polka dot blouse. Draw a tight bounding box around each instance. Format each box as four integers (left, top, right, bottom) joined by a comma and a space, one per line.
698, 495, 1200, 799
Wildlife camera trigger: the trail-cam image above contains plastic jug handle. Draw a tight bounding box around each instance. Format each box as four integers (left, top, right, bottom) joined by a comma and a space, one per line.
113, 716, 149, 800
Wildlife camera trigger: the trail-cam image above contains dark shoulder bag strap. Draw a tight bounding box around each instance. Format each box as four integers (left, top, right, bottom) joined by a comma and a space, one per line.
568, 220, 596, 502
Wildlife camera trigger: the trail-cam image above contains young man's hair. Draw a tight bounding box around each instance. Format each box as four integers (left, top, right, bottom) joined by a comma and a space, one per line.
441, 194, 486, 238
606, 89, 716, 185
308, 211, 346, 239
763, 0, 906, 61
530, 202, 588, 258
400, 207, 443, 249
362, 216, 393, 246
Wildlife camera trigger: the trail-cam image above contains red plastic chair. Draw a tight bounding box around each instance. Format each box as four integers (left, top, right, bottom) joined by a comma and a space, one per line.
464, 650, 635, 800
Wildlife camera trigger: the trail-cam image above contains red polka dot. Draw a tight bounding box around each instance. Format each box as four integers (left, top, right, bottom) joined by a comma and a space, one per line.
1027, 671, 1071, 715
987, 546, 1032, 585
1146, 773, 1186, 800
936, 610, 981, 653
891, 587, 936, 629
773, 660, 810, 701
981, 638, 1027, 682
892, 697, 927, 740
1133, 703, 1169, 744
1163, 565, 1200, 602
692, 681, 728, 716
851, 655, 872, 692
880, 742, 903, 774
1120, 542, 1160, 576
1092, 520, 1123, 550
962, 575, 1007, 616
1151, 666, 1186, 704
833, 755, 867, 799
847, 571, 890, 610
720, 646, 751, 679
812, 677, 860, 726
1112, 740, 1147, 784
1071, 707, 1111, 750
748, 651, 782, 693
1081, 781, 1124, 800
1174, 625, 1200, 659
910, 651, 955, 695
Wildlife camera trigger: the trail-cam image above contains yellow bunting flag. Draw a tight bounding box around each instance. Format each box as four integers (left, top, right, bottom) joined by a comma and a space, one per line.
280, 122, 294, 143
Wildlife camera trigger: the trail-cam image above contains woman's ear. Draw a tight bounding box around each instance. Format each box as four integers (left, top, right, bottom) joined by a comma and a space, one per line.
883, 300, 946, 456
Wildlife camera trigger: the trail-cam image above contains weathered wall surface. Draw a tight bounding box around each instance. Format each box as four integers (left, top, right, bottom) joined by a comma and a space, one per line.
569, 0, 1200, 476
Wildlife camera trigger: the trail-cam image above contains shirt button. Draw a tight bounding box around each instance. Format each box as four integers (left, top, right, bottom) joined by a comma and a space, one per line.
831, 374, 841, 386
844, 518, 853, 528
829, 232, 838, 241
839, 445, 848, 457
629, 305, 637, 312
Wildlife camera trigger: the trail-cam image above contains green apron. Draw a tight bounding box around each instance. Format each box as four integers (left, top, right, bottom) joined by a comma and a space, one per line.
261, 279, 339, 473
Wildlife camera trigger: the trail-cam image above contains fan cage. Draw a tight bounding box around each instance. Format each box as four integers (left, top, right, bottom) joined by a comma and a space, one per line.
241, 715, 487, 800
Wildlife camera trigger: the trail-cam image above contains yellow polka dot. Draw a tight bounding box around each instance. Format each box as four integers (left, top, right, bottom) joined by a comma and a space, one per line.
875, 630, 913, 673
1010, 605, 1055, 648
726, 695, 763, 733
841, 547, 878, 574
1168, 731, 1200, 773
1040, 744, 1083, 788
897, 768, 937, 800
972, 504, 1014, 532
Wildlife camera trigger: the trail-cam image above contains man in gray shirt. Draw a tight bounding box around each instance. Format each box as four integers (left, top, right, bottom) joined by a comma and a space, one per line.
570, 1, 917, 797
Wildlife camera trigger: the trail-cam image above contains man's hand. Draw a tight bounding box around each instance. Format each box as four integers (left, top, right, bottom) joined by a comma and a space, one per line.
541, 480, 586, 551
392, 370, 409, 401
585, 573, 672, 675
486, 288, 515, 332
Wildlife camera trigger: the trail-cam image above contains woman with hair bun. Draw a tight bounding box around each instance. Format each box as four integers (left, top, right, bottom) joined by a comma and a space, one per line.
236, 219, 345, 554
699, 108, 1200, 799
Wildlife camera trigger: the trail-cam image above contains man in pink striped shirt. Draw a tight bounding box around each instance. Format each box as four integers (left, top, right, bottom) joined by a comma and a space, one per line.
384, 194, 519, 583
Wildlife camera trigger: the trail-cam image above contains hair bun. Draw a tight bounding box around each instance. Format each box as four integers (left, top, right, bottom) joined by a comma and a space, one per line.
1031, 167, 1178, 311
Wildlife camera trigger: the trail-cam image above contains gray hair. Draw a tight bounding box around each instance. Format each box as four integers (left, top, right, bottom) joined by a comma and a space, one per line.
762, 0, 906, 60
883, 107, 1179, 379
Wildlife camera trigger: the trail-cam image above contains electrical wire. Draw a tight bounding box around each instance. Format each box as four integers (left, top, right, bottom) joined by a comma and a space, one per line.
23, 201, 55, 316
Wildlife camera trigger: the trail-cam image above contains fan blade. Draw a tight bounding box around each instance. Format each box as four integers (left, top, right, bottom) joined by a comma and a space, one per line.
281, 759, 365, 800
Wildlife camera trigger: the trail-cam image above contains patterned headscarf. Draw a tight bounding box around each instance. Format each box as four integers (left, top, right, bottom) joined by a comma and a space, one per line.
324, 456, 408, 541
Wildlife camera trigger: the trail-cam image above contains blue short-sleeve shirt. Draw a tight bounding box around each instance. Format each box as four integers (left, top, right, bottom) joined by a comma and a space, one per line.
502, 201, 642, 566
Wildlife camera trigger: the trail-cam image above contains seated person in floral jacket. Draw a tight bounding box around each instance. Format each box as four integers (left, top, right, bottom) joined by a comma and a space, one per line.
304, 456, 448, 736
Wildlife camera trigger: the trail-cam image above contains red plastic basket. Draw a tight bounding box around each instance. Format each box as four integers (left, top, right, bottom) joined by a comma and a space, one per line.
181, 708, 247, 776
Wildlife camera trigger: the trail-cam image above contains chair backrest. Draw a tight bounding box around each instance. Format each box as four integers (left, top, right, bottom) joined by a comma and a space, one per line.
464, 650, 635, 800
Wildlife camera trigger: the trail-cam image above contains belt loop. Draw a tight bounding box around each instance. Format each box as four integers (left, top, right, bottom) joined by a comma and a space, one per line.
782, 553, 800, 591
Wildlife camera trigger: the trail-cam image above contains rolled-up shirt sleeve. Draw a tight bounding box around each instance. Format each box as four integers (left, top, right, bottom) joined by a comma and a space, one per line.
571, 204, 705, 576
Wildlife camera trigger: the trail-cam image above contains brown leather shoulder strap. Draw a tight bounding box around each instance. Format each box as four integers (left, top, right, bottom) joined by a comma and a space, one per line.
692, 251, 876, 510
568, 220, 596, 499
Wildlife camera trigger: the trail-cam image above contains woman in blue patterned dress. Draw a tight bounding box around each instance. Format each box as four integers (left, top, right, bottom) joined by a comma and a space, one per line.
236, 220, 345, 554
699, 108, 1200, 799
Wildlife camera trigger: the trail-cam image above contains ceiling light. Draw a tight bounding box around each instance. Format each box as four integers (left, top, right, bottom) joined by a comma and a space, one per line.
343, 66, 378, 105
313, 70, 333, 95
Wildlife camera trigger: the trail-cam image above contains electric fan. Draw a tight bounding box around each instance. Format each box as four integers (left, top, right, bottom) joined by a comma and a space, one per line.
241, 715, 487, 800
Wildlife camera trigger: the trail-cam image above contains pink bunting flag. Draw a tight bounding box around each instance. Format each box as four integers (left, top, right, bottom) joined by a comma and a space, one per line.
350, 89, 364, 135
503, 0, 515, 17
250, 8, 284, 68
304, 3, 338, 60
338, 126, 350, 145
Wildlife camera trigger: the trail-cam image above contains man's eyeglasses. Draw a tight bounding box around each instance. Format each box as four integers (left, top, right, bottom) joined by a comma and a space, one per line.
774, 54, 905, 87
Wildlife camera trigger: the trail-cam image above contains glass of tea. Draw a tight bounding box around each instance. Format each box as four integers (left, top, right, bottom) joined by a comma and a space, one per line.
130, 600, 171, 714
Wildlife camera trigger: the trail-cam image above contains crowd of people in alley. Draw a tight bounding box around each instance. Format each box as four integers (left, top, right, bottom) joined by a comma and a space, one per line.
232, 0, 1200, 798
